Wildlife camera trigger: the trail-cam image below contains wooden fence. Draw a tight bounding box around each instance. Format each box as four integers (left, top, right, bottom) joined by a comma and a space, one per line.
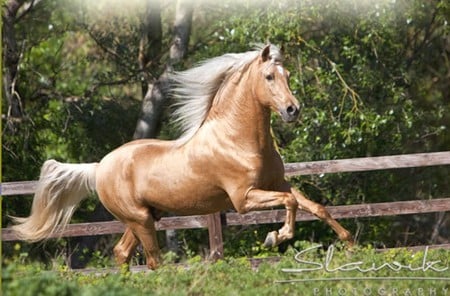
2, 151, 450, 258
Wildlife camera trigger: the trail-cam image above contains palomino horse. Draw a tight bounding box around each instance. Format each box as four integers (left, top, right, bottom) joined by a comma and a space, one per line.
12, 44, 353, 269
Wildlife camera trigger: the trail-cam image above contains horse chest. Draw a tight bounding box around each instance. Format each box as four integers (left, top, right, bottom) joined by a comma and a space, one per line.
251, 155, 285, 186
212, 148, 285, 191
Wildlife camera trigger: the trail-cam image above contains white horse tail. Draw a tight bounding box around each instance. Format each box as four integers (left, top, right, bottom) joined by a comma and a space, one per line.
11, 159, 98, 242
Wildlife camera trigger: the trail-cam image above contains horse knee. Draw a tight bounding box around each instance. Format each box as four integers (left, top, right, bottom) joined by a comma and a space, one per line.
311, 204, 331, 219
286, 195, 298, 210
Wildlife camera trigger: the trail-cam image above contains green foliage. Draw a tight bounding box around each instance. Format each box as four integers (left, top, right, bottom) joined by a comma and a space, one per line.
3, 243, 449, 295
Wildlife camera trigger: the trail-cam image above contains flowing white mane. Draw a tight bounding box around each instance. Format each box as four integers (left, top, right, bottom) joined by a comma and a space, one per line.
169, 44, 282, 144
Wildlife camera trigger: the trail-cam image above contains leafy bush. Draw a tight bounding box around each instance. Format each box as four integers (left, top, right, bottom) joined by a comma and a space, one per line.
3, 242, 449, 296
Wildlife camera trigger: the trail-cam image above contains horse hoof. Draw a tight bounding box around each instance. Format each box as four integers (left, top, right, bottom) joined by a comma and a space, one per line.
263, 231, 278, 248
345, 239, 356, 252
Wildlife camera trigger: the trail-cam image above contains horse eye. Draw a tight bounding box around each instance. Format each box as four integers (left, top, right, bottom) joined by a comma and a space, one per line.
265, 74, 274, 81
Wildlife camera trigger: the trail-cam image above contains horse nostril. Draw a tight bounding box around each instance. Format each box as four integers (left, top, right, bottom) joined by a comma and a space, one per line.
281, 105, 300, 123
286, 105, 299, 116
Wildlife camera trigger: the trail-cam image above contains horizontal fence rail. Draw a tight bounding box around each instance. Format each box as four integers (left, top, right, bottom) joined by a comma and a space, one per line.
2, 198, 450, 241
2, 151, 450, 256
2, 152, 450, 197
284, 151, 450, 176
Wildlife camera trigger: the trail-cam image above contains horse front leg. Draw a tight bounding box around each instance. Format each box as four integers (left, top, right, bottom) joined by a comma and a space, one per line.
239, 188, 298, 247
291, 187, 354, 246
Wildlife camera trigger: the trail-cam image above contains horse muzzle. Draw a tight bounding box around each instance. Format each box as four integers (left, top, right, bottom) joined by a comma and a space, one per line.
280, 105, 300, 123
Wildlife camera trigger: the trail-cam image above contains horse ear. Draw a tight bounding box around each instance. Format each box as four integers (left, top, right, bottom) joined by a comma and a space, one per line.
261, 44, 271, 62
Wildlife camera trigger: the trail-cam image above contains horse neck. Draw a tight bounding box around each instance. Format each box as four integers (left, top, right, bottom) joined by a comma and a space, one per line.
206, 68, 273, 150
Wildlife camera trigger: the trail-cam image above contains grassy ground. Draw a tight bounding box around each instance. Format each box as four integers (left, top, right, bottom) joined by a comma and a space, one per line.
2, 242, 449, 296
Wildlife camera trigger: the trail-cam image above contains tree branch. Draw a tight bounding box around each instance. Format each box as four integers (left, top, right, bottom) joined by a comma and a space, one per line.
2, 0, 28, 122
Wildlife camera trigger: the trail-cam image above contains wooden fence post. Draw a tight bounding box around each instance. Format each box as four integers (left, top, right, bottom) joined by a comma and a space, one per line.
206, 212, 224, 260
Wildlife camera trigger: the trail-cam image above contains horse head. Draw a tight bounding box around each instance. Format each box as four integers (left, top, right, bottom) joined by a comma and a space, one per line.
252, 44, 300, 123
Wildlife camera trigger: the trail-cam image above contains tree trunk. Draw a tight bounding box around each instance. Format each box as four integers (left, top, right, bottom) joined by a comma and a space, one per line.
133, 76, 168, 139
138, 0, 162, 97
133, 0, 193, 139
170, 0, 194, 65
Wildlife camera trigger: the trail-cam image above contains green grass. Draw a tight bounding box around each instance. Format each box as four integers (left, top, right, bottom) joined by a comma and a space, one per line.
2, 242, 450, 296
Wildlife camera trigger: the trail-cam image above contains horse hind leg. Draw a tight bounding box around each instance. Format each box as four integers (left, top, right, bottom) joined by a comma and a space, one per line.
114, 227, 139, 266
126, 216, 161, 270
